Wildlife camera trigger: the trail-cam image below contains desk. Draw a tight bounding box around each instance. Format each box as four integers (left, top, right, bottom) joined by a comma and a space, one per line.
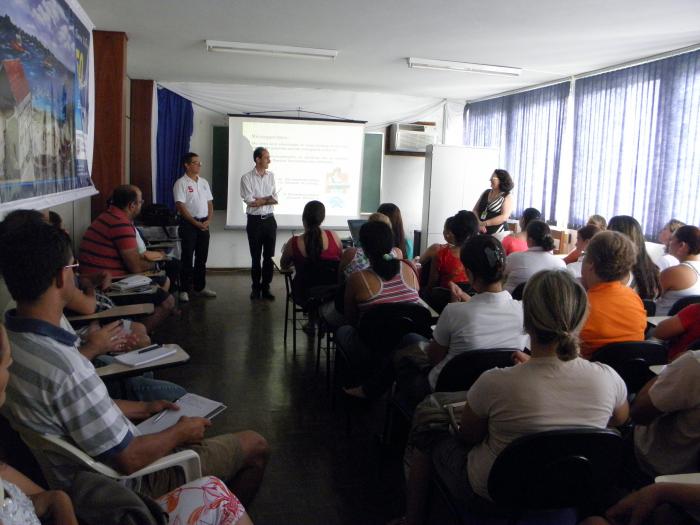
647, 316, 670, 326
106, 285, 158, 298
272, 256, 293, 274
649, 364, 666, 375
97, 344, 190, 379
67, 304, 154, 322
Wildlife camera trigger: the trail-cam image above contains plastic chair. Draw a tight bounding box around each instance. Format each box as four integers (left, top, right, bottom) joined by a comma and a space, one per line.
434, 349, 519, 392
19, 428, 201, 491
433, 428, 623, 524
357, 302, 433, 354
668, 295, 700, 316
591, 340, 668, 394
642, 299, 656, 317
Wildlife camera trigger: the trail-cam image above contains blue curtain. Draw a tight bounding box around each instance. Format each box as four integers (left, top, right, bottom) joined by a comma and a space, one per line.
570, 50, 700, 236
156, 87, 193, 208
464, 82, 570, 222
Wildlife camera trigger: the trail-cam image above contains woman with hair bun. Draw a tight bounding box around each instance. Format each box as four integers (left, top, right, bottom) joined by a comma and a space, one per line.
394, 235, 527, 409
399, 270, 629, 525
503, 220, 566, 293
426, 210, 479, 293
473, 169, 515, 235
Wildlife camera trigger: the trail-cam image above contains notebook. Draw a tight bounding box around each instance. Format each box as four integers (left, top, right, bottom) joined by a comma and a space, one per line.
137, 393, 227, 435
111, 274, 152, 291
113, 344, 177, 367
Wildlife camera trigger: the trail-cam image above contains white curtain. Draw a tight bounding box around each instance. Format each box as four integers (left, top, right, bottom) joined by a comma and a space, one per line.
158, 81, 453, 133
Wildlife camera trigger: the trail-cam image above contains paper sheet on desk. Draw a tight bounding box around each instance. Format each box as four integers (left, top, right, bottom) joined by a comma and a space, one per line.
137, 393, 227, 435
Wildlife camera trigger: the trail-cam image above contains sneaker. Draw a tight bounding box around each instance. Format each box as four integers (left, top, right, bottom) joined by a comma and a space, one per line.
178, 291, 190, 303
193, 288, 217, 298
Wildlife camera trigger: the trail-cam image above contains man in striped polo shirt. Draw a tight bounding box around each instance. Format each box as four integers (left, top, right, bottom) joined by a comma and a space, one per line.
0, 219, 269, 503
79, 185, 175, 331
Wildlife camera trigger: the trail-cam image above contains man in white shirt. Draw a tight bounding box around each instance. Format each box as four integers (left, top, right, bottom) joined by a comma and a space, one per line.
240, 147, 278, 300
173, 152, 216, 302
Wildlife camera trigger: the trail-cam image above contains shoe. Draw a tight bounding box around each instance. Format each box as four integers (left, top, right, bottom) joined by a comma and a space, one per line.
178, 291, 190, 302
250, 289, 261, 300
261, 290, 275, 301
193, 288, 217, 298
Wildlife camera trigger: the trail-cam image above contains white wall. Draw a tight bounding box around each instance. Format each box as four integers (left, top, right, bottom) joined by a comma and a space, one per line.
193, 106, 435, 267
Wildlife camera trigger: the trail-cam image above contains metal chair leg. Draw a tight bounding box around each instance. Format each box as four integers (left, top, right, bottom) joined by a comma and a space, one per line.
284, 292, 290, 343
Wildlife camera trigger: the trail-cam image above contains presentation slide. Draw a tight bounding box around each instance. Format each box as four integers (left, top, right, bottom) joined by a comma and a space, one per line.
226, 117, 365, 229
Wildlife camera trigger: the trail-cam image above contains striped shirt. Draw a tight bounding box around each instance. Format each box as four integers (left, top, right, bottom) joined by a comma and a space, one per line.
79, 206, 137, 276
357, 263, 423, 313
3, 311, 136, 489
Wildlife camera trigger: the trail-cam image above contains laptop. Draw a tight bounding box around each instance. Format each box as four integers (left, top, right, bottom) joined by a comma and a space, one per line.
347, 219, 367, 247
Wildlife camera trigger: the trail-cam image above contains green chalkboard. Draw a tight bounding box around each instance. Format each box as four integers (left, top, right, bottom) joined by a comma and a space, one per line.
210, 128, 383, 213
361, 133, 382, 213
211, 126, 229, 210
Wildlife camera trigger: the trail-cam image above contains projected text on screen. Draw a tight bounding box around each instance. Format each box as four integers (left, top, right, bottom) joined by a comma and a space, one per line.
227, 117, 365, 229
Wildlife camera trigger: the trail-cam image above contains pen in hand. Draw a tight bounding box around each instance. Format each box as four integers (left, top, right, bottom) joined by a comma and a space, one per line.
152, 410, 168, 423
137, 344, 162, 354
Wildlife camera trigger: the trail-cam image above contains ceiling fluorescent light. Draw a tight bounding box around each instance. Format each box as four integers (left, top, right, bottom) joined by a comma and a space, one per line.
206, 40, 338, 60
407, 57, 521, 76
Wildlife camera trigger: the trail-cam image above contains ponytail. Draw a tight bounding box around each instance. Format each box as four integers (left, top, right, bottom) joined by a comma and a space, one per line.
359, 221, 400, 281
526, 220, 555, 251
301, 200, 326, 262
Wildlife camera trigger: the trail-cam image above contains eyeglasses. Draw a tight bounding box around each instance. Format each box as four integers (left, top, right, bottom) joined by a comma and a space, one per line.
64, 262, 80, 271
189, 161, 202, 166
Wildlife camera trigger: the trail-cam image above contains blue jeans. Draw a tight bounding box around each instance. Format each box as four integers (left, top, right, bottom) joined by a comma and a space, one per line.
95, 356, 187, 402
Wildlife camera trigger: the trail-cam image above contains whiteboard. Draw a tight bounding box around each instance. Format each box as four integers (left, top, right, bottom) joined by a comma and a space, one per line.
421, 145, 500, 252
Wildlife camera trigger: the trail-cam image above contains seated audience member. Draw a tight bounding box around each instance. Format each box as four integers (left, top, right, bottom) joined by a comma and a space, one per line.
394, 235, 527, 409
503, 220, 566, 293
563, 214, 607, 265
417, 216, 449, 267
338, 221, 426, 399
0, 324, 253, 525
0, 219, 269, 505
585, 483, 700, 525
632, 349, 700, 478
500, 207, 541, 256
400, 270, 628, 525
566, 224, 602, 279
652, 304, 700, 361
280, 200, 342, 310
425, 210, 479, 293
378, 202, 413, 259
656, 218, 685, 271
579, 231, 647, 359
79, 185, 175, 331
339, 212, 398, 279
655, 225, 700, 316
608, 215, 660, 300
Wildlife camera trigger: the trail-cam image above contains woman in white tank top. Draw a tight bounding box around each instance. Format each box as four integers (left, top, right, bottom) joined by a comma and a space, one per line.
656, 226, 700, 315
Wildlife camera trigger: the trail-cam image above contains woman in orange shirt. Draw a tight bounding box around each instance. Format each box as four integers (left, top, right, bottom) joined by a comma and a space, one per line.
579, 231, 647, 358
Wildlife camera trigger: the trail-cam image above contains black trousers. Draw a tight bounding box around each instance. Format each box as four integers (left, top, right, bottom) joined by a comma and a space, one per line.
246, 214, 276, 291
179, 219, 210, 292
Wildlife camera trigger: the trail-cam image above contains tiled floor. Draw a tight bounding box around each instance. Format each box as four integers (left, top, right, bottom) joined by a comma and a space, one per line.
154, 271, 407, 525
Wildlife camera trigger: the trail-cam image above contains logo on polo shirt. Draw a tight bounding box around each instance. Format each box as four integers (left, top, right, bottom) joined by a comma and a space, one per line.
188, 186, 194, 193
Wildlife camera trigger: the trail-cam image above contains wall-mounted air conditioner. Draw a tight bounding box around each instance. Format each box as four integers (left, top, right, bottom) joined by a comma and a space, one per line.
387, 123, 438, 154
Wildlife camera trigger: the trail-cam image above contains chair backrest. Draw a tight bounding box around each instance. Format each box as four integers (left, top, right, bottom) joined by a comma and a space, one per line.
293, 259, 340, 306
642, 299, 656, 317
418, 257, 432, 289
488, 427, 623, 510
591, 340, 668, 394
358, 302, 432, 353
19, 429, 123, 488
668, 295, 700, 316
511, 282, 526, 300
435, 349, 518, 392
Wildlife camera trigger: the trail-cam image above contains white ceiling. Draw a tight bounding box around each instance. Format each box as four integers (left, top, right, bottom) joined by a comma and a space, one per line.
79, 0, 700, 101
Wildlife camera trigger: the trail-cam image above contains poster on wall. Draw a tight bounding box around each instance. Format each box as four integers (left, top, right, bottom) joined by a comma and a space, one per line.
0, 0, 94, 210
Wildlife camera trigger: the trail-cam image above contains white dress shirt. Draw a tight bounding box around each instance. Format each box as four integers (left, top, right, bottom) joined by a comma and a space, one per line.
240, 168, 278, 215
173, 174, 213, 219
